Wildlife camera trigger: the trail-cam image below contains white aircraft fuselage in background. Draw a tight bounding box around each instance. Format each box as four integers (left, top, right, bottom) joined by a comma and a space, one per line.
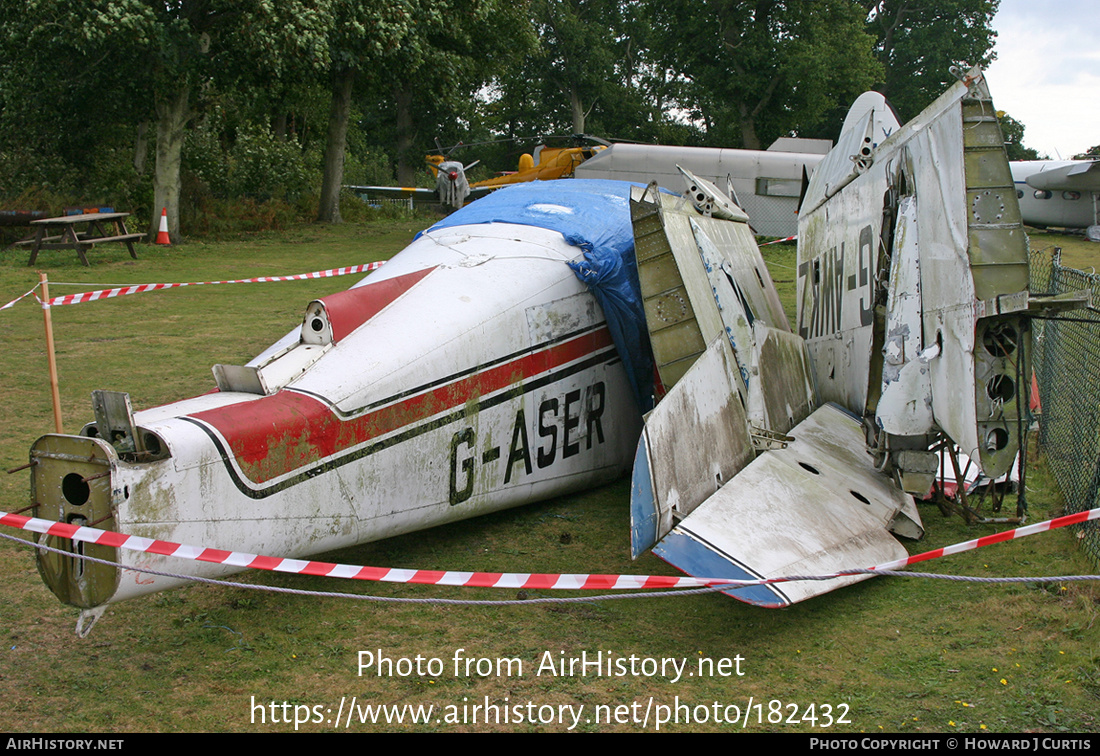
575, 139, 831, 238
1011, 159, 1100, 230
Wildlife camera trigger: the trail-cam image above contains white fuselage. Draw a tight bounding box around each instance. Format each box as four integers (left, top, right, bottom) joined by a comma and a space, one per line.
575, 142, 828, 238
1012, 160, 1098, 229
41, 223, 642, 605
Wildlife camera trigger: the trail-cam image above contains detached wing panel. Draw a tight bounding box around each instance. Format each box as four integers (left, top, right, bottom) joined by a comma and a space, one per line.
630, 336, 755, 557
653, 404, 916, 607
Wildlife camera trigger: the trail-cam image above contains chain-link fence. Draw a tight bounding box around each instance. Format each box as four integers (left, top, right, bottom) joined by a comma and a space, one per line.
1030, 246, 1100, 566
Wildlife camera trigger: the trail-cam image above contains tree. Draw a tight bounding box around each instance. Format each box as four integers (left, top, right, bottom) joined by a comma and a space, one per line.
316, 1, 416, 223
0, 1, 152, 205
377, 0, 534, 186
530, 0, 624, 134
485, 0, 678, 145
316, 0, 533, 221
647, 0, 882, 149
862, 0, 999, 121
2, 1, 333, 241
997, 111, 1042, 161
143, 1, 332, 240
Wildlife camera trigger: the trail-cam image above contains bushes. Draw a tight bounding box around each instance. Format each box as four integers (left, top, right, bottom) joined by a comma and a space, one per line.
231, 126, 318, 201
185, 114, 319, 203
180, 191, 303, 238
0, 142, 150, 226
180, 113, 327, 237
2, 100, 419, 240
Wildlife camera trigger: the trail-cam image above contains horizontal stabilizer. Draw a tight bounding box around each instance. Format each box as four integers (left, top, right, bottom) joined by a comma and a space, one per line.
653, 404, 921, 607
345, 184, 494, 204
346, 185, 435, 200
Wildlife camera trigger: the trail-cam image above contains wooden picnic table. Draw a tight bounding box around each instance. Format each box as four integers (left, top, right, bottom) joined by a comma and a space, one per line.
19, 212, 145, 267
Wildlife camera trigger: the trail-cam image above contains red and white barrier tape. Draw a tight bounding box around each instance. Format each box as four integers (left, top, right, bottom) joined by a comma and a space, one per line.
1, 284, 40, 311
2, 506, 1097, 591
760, 235, 797, 246
867, 506, 1100, 572
44, 262, 386, 306
0, 510, 708, 590
1, 262, 385, 312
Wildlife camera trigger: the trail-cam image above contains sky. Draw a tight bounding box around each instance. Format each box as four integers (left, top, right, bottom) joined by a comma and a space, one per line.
983, 0, 1100, 159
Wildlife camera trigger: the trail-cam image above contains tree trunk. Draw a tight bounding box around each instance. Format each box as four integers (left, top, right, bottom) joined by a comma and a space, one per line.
394, 86, 418, 186
133, 122, 149, 175
317, 67, 355, 224
151, 88, 190, 243
272, 113, 288, 141
570, 88, 585, 134
738, 102, 761, 150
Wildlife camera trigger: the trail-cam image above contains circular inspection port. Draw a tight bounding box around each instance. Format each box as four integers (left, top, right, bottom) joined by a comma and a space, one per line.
986, 427, 1010, 452
987, 374, 1015, 403
62, 473, 90, 507
982, 322, 1018, 358
798, 461, 821, 475
310, 318, 325, 332
850, 490, 871, 505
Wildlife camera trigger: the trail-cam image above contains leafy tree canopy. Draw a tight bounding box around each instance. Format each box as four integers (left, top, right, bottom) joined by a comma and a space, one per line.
862, 0, 999, 122
645, 0, 882, 149
997, 111, 1044, 161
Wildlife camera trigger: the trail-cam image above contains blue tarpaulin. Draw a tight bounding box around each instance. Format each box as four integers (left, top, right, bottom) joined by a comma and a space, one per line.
422, 180, 654, 411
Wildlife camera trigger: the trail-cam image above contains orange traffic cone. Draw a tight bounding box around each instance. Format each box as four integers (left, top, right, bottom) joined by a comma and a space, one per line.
155, 207, 171, 245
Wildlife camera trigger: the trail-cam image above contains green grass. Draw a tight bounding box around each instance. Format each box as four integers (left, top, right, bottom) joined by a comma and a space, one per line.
0, 225, 1097, 733
1026, 228, 1099, 274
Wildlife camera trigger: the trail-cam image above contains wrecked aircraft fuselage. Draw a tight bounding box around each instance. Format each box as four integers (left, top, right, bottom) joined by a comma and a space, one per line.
31, 183, 646, 608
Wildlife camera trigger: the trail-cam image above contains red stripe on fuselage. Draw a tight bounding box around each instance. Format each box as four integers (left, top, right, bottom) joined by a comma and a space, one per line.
320, 267, 435, 343
188, 327, 614, 485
